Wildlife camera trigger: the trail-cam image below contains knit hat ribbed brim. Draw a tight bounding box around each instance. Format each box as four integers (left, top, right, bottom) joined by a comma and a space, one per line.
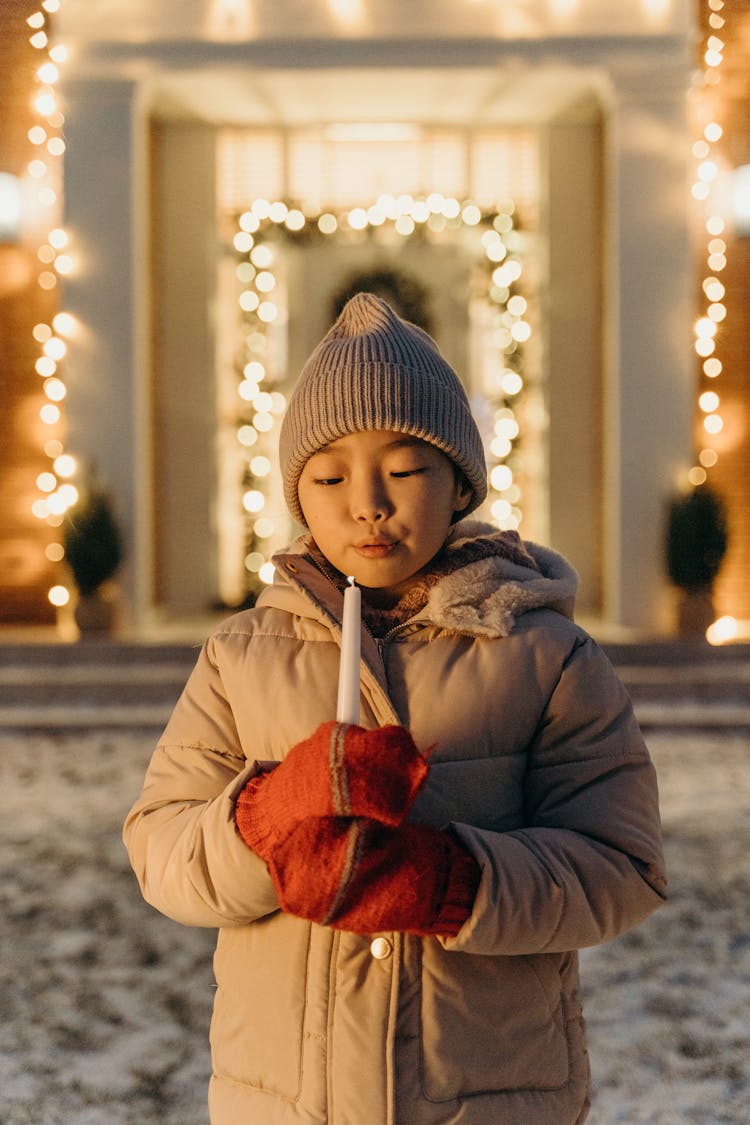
279, 293, 487, 525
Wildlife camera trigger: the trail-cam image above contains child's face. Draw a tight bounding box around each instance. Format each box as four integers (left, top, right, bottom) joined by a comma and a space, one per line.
298, 430, 472, 602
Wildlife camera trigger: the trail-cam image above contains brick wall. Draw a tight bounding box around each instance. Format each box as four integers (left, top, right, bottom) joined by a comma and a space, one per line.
0, 0, 58, 623
698, 0, 750, 622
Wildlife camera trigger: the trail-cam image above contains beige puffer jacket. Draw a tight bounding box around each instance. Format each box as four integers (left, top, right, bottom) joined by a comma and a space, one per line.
123, 521, 666, 1125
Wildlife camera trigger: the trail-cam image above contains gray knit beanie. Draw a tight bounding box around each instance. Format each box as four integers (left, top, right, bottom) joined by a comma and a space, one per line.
279, 293, 487, 525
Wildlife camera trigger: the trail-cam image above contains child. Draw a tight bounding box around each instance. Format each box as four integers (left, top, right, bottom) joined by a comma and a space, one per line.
124, 293, 666, 1125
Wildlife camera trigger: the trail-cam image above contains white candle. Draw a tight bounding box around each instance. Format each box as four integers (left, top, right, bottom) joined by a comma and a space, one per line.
336, 576, 361, 725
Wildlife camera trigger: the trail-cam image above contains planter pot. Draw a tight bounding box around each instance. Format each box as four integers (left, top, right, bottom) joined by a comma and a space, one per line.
73, 588, 119, 638
675, 588, 715, 638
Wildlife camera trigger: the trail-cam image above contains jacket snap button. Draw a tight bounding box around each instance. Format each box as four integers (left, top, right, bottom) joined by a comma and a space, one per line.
370, 937, 392, 960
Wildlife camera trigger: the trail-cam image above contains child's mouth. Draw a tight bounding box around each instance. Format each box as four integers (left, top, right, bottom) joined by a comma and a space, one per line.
354, 541, 397, 559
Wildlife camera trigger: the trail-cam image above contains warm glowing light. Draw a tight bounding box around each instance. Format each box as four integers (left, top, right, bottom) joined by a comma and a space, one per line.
40, 403, 60, 424
703, 414, 723, 434
494, 416, 520, 441
491, 499, 512, 522
48, 585, 70, 607
36, 357, 56, 377
259, 562, 276, 585
501, 371, 523, 396
395, 215, 415, 236
318, 213, 337, 234
242, 490, 265, 514
52, 312, 76, 336
239, 291, 260, 313
697, 160, 718, 183
704, 122, 723, 142
688, 466, 707, 487
43, 336, 66, 360
250, 245, 274, 268
491, 436, 512, 459
699, 448, 718, 468
37, 62, 59, 84
233, 232, 254, 253
250, 456, 271, 477
706, 615, 737, 645
511, 321, 532, 343
285, 209, 305, 231
695, 317, 717, 339
699, 391, 720, 413
37, 472, 56, 492
490, 465, 513, 491
34, 90, 56, 115
254, 518, 274, 538
44, 377, 66, 401
257, 301, 277, 323
54, 454, 77, 477
255, 270, 275, 293
239, 379, 259, 401
237, 425, 258, 447
53, 253, 74, 275
45, 542, 65, 562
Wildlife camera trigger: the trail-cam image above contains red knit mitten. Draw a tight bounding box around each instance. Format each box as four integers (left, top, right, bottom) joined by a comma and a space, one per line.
268, 817, 480, 938
235, 722, 428, 861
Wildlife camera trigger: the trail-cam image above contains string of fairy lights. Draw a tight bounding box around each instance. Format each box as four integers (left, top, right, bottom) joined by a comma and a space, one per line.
232, 195, 529, 593
688, 0, 728, 490
24, 0, 79, 611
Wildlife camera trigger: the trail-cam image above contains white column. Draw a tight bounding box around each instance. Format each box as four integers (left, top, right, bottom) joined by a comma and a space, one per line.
604, 60, 694, 632
62, 77, 152, 628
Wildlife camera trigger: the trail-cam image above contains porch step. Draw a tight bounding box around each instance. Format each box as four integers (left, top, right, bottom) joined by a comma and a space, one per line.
602, 641, 750, 733
0, 643, 198, 731
0, 641, 748, 733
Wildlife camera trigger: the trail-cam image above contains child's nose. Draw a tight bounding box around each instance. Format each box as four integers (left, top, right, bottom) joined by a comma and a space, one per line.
351, 475, 392, 523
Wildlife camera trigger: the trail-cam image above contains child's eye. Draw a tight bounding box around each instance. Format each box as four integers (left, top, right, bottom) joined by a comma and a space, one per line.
390, 467, 427, 479
313, 476, 344, 486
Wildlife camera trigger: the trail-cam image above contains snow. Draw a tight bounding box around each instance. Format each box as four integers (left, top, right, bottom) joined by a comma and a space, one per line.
0, 726, 748, 1124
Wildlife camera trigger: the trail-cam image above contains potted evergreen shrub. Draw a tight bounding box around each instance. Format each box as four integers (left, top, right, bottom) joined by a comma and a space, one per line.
665, 485, 728, 637
63, 484, 123, 636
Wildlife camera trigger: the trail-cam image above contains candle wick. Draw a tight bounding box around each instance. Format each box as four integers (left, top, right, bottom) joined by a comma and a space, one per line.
347, 575, 356, 587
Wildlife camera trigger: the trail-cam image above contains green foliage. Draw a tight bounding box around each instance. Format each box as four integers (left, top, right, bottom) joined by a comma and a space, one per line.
63, 489, 123, 596
665, 486, 728, 592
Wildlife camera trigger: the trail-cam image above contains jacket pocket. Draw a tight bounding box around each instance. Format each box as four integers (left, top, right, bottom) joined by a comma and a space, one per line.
419, 944, 570, 1100
211, 913, 310, 1099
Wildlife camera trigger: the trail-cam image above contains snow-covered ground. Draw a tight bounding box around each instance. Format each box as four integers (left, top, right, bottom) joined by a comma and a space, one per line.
0, 725, 748, 1124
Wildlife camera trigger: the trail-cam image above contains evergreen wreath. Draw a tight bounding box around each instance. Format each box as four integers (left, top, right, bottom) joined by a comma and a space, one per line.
330, 266, 433, 334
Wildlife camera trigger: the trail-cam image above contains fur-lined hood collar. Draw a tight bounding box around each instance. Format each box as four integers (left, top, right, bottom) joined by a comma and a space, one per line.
266, 520, 578, 640
416, 520, 578, 638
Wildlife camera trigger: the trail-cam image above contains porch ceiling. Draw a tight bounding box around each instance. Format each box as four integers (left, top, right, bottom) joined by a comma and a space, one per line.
145, 65, 603, 128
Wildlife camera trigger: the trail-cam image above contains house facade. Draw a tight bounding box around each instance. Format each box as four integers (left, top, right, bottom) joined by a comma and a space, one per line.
4, 0, 746, 638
